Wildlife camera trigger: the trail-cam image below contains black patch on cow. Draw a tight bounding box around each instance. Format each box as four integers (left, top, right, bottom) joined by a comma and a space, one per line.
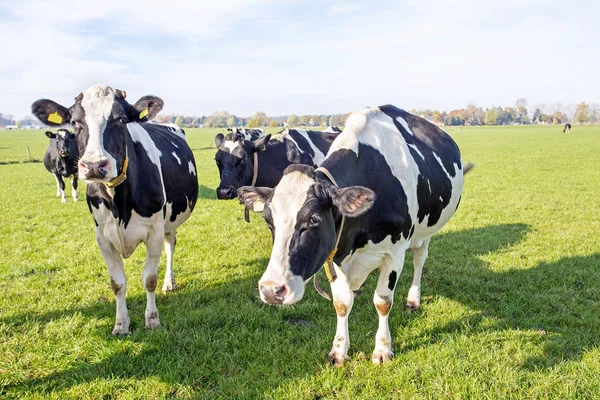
388, 271, 397, 290
306, 130, 340, 155
379, 105, 461, 227
287, 129, 315, 158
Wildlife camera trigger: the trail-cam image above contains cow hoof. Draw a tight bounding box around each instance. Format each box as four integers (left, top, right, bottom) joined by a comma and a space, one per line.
162, 282, 175, 295
406, 301, 420, 311
61, 198, 67, 204
145, 312, 161, 329
327, 352, 349, 367
112, 320, 130, 335
371, 349, 394, 365
353, 289, 362, 298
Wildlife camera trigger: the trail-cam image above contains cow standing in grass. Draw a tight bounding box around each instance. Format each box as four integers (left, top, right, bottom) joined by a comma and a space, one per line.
239, 105, 473, 365
215, 128, 339, 200
43, 129, 79, 203
32, 85, 198, 335
563, 123, 571, 133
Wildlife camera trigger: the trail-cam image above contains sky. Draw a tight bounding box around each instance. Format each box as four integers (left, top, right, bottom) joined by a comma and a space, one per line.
1, 0, 599, 119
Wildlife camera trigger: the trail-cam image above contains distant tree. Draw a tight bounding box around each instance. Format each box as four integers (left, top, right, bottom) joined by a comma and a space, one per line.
298, 115, 310, 126
268, 120, 280, 127
320, 115, 329, 127
532, 108, 543, 124
574, 102, 589, 124
514, 98, 528, 124
227, 115, 239, 127
328, 115, 335, 127
252, 112, 269, 127
484, 108, 498, 125
432, 110, 444, 125
287, 114, 299, 127
246, 118, 262, 128
16, 120, 23, 128
175, 115, 184, 128
589, 104, 600, 124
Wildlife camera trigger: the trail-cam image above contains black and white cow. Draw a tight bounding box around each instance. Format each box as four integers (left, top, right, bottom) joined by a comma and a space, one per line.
43, 129, 80, 203
322, 126, 342, 133
214, 128, 340, 200
32, 84, 198, 335
238, 105, 473, 365
227, 127, 264, 141
563, 123, 571, 133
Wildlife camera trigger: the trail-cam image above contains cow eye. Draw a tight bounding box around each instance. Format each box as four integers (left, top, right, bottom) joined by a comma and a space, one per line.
71, 120, 77, 127
309, 215, 321, 227
120, 118, 128, 124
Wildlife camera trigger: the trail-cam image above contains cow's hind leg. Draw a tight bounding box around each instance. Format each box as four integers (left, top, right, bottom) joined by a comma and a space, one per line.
406, 238, 430, 310
327, 266, 355, 367
143, 226, 164, 329
162, 231, 176, 294
96, 228, 130, 335
71, 175, 79, 202
372, 250, 406, 365
55, 174, 66, 202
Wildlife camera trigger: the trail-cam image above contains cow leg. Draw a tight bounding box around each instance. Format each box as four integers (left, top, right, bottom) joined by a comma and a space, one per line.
327, 267, 354, 367
162, 231, 176, 294
406, 238, 430, 310
71, 175, 79, 201
96, 227, 129, 335
142, 226, 164, 329
372, 250, 406, 365
55, 174, 66, 203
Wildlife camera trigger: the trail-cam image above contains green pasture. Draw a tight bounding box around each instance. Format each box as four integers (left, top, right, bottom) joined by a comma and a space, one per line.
1, 124, 599, 399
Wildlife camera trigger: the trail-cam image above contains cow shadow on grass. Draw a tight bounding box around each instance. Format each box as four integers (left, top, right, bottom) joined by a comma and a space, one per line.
198, 184, 217, 200
2, 223, 600, 397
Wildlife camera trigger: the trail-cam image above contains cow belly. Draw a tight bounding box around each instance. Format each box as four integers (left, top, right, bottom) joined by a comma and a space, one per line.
164, 200, 194, 233
92, 204, 161, 258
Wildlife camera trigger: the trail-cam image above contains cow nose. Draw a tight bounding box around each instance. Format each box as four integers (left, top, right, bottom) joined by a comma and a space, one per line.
216, 186, 235, 200
79, 158, 110, 179
260, 281, 288, 304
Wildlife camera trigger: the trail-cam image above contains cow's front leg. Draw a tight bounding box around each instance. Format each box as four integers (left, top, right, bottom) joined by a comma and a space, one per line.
372, 251, 406, 364
96, 227, 129, 335
328, 264, 354, 367
162, 230, 176, 294
55, 174, 66, 203
143, 226, 164, 329
71, 175, 79, 202
406, 238, 430, 310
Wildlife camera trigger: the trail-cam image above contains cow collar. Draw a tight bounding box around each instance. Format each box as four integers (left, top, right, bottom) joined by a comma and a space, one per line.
104, 155, 129, 189
312, 166, 346, 301
244, 152, 259, 223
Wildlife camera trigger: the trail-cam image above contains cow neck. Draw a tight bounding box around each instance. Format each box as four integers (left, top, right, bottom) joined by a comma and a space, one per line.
244, 151, 259, 223
312, 166, 346, 301
105, 149, 129, 189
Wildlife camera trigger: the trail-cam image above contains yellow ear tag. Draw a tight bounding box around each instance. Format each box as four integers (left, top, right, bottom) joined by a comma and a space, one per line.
47, 112, 63, 124
139, 108, 149, 119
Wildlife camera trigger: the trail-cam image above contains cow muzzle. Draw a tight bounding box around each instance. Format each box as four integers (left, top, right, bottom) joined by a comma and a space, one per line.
216, 186, 236, 200
79, 158, 111, 181
259, 281, 289, 304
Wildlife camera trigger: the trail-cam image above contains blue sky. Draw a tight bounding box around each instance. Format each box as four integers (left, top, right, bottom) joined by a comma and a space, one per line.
1, 0, 598, 118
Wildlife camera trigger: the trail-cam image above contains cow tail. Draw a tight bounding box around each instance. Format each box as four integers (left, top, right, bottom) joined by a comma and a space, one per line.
463, 162, 475, 175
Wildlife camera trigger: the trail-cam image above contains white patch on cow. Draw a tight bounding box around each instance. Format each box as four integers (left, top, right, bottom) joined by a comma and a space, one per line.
72, 184, 78, 201
171, 141, 179, 148
223, 140, 240, 153
164, 198, 194, 233
127, 123, 167, 203
395, 116, 414, 136
80, 85, 118, 180
259, 170, 315, 304
162, 123, 186, 139
327, 107, 378, 155
172, 151, 181, 165
408, 143, 425, 160
56, 129, 68, 138
188, 160, 196, 176
296, 129, 326, 165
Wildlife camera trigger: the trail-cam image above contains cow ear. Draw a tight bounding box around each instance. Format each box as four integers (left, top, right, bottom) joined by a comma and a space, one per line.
251, 134, 271, 152
45, 131, 56, 139
331, 186, 375, 217
214, 133, 224, 148
129, 95, 164, 121
238, 186, 273, 213
32, 99, 71, 127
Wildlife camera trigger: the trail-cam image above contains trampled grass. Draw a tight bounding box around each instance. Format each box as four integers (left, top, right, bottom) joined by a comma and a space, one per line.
0, 124, 599, 399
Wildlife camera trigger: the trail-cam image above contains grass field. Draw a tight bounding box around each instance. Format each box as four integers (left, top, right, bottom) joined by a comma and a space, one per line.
1, 124, 599, 399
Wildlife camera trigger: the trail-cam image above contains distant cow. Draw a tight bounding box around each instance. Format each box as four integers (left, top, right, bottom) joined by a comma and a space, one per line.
227, 127, 264, 141
43, 129, 79, 203
563, 123, 571, 133
214, 128, 339, 200
239, 105, 473, 366
322, 126, 342, 133
32, 84, 198, 335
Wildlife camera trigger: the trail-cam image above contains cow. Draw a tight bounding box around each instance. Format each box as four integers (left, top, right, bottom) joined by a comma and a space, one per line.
238, 105, 473, 366
323, 126, 342, 133
32, 84, 198, 335
43, 129, 80, 203
214, 128, 340, 200
227, 127, 264, 141
563, 123, 571, 133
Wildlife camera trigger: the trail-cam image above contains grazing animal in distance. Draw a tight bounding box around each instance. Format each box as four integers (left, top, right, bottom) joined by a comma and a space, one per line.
32, 84, 199, 335
563, 123, 571, 133
43, 129, 80, 203
239, 105, 474, 366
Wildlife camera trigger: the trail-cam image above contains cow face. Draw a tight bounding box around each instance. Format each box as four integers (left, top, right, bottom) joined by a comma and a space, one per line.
214, 133, 271, 199
238, 165, 375, 305
45, 129, 77, 158
32, 84, 163, 183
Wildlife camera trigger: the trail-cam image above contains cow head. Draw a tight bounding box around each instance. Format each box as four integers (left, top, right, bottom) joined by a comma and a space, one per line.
32, 84, 163, 183
238, 164, 375, 305
45, 129, 77, 158
214, 132, 271, 199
